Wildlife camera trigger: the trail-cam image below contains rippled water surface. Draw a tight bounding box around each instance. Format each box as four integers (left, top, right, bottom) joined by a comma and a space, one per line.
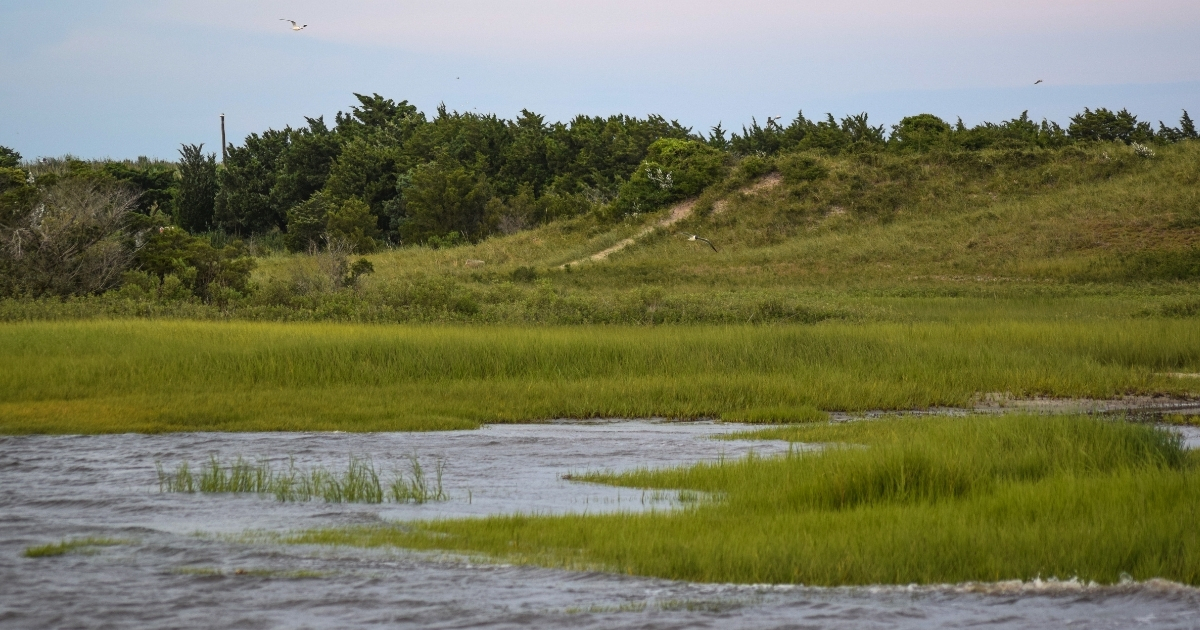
2, 421, 1198, 629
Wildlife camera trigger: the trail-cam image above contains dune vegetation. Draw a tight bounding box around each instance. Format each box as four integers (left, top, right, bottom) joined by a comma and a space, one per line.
291, 414, 1200, 586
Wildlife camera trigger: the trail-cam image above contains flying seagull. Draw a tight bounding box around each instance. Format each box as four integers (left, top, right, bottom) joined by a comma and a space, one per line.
1034, 79, 1043, 85
280, 19, 307, 31
687, 234, 718, 252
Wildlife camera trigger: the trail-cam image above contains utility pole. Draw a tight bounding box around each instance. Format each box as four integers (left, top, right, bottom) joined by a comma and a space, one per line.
220, 114, 227, 163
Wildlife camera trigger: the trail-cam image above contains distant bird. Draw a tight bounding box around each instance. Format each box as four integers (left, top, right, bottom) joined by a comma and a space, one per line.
766, 115, 783, 128
280, 19, 307, 31
687, 234, 718, 252
1034, 79, 1043, 85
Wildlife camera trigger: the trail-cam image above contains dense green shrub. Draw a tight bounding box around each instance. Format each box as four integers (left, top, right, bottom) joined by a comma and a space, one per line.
0, 146, 20, 168
284, 192, 332, 252
777, 152, 829, 183
1069, 108, 1155, 144
890, 114, 952, 152
611, 139, 725, 216
326, 197, 380, 253
398, 160, 494, 244
134, 227, 256, 301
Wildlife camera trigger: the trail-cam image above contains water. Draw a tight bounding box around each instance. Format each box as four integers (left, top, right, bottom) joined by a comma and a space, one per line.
1, 421, 1197, 629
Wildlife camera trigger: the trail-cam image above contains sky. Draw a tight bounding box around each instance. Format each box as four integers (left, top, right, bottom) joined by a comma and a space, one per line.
1, 0, 1198, 160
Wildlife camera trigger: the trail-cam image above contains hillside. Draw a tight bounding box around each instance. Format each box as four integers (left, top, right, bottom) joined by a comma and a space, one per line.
239, 140, 1200, 324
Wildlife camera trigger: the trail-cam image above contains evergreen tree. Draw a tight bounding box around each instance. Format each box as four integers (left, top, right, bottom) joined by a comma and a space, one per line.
0, 146, 20, 169
175, 143, 217, 233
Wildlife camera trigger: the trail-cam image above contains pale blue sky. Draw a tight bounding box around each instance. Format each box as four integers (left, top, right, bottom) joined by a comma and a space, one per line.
2, 0, 1198, 159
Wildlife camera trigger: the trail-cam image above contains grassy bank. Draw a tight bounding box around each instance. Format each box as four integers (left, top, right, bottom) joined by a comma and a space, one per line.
291, 415, 1200, 585
1, 319, 1198, 434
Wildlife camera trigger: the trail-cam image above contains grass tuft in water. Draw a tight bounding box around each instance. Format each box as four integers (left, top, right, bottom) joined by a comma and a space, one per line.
389, 452, 448, 504
24, 537, 128, 558
157, 454, 446, 504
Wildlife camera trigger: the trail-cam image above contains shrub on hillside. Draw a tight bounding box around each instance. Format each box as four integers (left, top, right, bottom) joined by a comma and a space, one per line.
397, 160, 493, 244
610, 139, 724, 217
326, 197, 380, 253
284, 193, 381, 253
890, 114, 952, 152
134, 226, 256, 301
777, 152, 830, 184
285, 192, 333, 252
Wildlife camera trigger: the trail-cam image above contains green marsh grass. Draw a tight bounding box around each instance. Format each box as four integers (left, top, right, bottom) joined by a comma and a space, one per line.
290, 415, 1200, 586
24, 537, 128, 558
157, 454, 446, 504
1, 319, 1197, 434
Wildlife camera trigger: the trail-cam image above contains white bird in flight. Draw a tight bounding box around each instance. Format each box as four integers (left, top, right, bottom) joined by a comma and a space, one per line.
280, 19, 307, 31
687, 234, 718, 252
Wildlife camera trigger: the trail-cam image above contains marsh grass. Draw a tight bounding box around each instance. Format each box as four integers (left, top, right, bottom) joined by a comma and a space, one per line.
389, 453, 448, 504
290, 415, 1200, 586
158, 454, 446, 504
1163, 413, 1200, 427
2, 319, 1199, 434
171, 566, 327, 579
24, 537, 128, 558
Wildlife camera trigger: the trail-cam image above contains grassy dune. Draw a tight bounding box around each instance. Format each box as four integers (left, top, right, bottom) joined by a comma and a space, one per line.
3, 142, 1197, 324
1, 319, 1197, 434
292, 415, 1200, 585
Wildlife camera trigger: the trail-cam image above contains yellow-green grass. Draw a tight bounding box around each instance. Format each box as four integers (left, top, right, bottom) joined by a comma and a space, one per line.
290, 415, 1200, 586
24, 537, 129, 558
1, 319, 1198, 434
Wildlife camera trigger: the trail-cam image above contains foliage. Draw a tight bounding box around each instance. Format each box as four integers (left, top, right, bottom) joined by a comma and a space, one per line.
776, 152, 829, 184
175, 144, 217, 233
398, 160, 494, 244
730, 112, 886, 156
889, 114, 952, 152
1159, 110, 1199, 142
611, 139, 725, 216
1069, 107, 1155, 144
132, 226, 256, 302
215, 128, 291, 234
0, 146, 20, 168
0, 165, 38, 227
100, 161, 177, 215
952, 111, 1070, 150
325, 197, 380, 253
0, 179, 142, 297
284, 191, 332, 252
